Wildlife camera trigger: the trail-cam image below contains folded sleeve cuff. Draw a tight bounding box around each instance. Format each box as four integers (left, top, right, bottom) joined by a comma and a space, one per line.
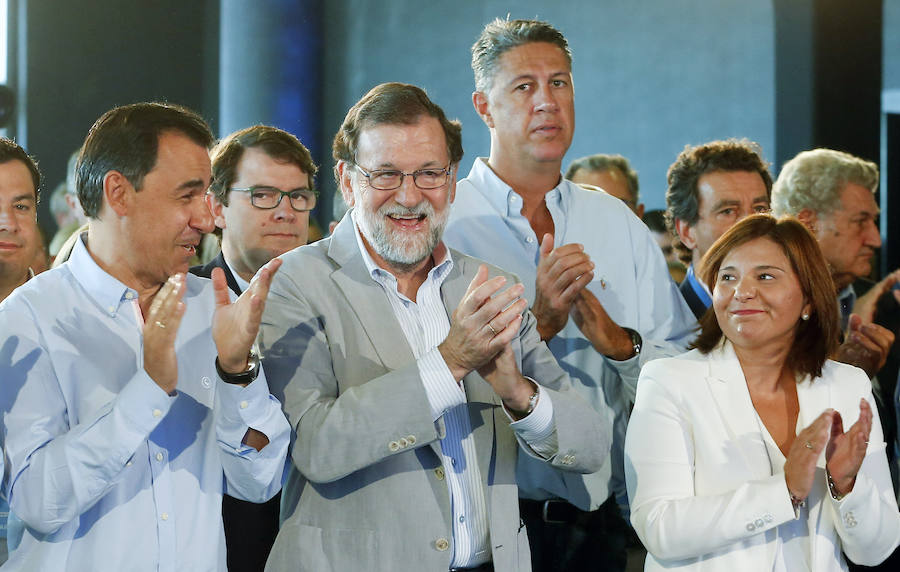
418, 348, 466, 421
508, 383, 557, 457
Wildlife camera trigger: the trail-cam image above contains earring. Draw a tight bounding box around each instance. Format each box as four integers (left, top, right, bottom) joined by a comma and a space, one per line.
801, 312, 810, 321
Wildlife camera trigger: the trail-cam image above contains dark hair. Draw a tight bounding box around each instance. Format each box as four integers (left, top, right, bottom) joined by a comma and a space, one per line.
471, 18, 572, 92
76, 102, 214, 218
332, 82, 463, 171
209, 125, 318, 206
0, 137, 41, 203
665, 139, 773, 264
565, 153, 639, 203
692, 214, 839, 379
642, 209, 667, 234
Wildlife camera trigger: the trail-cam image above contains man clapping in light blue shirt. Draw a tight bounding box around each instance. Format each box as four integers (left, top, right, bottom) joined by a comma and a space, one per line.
0, 102, 290, 571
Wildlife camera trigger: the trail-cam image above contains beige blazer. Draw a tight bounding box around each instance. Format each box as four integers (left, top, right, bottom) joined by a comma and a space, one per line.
625, 341, 900, 571
259, 216, 608, 572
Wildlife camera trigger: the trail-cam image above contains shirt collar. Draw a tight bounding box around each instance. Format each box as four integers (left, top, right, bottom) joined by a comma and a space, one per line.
349, 209, 454, 288
466, 157, 566, 218
686, 264, 713, 308
67, 234, 140, 315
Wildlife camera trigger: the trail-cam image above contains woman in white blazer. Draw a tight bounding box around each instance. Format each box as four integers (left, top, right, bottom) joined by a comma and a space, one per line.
625, 215, 900, 571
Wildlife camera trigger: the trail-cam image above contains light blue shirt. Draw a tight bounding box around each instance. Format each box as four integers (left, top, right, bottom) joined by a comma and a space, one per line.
350, 212, 556, 567
444, 158, 698, 511
0, 237, 290, 571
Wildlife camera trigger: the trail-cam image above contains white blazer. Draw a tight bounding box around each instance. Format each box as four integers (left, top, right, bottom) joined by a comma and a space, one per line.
625, 341, 900, 571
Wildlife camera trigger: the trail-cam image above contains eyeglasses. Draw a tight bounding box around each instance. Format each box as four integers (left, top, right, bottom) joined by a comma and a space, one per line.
229, 186, 318, 212
354, 162, 452, 191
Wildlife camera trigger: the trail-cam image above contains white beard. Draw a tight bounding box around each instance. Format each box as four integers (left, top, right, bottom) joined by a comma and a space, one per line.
355, 196, 449, 272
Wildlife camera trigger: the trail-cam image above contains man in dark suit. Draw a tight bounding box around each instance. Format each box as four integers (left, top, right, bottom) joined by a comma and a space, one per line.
664, 140, 773, 319
190, 124, 317, 572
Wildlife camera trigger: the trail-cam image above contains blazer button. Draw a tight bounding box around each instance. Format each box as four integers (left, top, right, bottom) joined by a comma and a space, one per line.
388, 440, 400, 452
399, 437, 409, 448
435, 538, 450, 551
434, 467, 445, 480
754, 518, 764, 529
746, 522, 756, 532
407, 435, 417, 445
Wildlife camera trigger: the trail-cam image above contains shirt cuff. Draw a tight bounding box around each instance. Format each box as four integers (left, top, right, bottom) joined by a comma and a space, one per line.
507, 383, 556, 457
216, 370, 284, 451
111, 370, 176, 463
418, 347, 466, 421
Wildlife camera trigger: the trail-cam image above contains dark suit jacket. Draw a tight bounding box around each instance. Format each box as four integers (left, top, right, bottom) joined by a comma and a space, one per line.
679, 276, 709, 321
191, 252, 243, 296
190, 252, 281, 572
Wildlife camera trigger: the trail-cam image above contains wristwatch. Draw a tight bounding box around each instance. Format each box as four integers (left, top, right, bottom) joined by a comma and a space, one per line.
215, 351, 260, 385
622, 327, 642, 358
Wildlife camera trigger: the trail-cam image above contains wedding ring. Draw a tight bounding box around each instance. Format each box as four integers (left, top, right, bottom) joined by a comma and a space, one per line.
488, 322, 497, 335
155, 321, 166, 329
804, 440, 814, 450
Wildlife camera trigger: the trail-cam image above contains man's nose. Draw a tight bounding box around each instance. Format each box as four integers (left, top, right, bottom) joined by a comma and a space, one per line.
272, 195, 297, 221
863, 219, 882, 248
533, 84, 559, 113
393, 175, 424, 207
192, 196, 215, 234
0, 205, 20, 232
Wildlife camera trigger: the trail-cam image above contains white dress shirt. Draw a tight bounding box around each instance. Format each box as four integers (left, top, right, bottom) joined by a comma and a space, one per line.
0, 236, 290, 571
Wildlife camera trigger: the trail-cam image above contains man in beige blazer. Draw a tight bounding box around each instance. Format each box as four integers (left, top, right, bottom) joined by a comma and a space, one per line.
259, 83, 607, 572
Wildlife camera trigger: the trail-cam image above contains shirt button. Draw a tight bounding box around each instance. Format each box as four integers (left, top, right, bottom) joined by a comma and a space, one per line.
156, 452, 163, 462
458, 515, 465, 523
161, 512, 169, 521
125, 291, 135, 300
152, 409, 162, 418
434, 537, 450, 551
239, 401, 249, 409
125, 461, 133, 467
451, 458, 457, 467
525, 236, 535, 243
434, 467, 445, 480
107, 306, 116, 314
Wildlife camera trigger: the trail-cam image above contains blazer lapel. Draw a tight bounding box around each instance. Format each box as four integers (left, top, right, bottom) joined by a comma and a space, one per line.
704, 341, 773, 480
327, 215, 415, 372
215, 253, 243, 295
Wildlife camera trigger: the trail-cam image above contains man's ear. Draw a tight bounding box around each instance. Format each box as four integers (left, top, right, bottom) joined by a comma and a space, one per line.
336, 161, 356, 207
472, 91, 494, 128
103, 171, 131, 217
207, 193, 226, 230
674, 218, 697, 250
796, 208, 817, 233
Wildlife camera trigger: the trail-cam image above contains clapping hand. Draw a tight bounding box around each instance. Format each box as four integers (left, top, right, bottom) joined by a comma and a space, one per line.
532, 234, 594, 341
143, 274, 187, 394
826, 398, 873, 496
212, 258, 282, 375
834, 314, 894, 378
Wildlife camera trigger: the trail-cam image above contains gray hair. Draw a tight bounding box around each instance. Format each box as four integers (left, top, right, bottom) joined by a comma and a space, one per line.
772, 148, 878, 217
565, 154, 639, 202
471, 18, 571, 93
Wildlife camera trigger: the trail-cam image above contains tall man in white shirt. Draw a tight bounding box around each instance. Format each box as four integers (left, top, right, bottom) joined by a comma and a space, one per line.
259, 82, 607, 572
0, 102, 290, 571
443, 19, 697, 571
191, 124, 318, 572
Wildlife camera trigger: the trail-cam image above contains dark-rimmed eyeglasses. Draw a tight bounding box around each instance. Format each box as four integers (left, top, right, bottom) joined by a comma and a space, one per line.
229, 186, 318, 212
354, 163, 452, 191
